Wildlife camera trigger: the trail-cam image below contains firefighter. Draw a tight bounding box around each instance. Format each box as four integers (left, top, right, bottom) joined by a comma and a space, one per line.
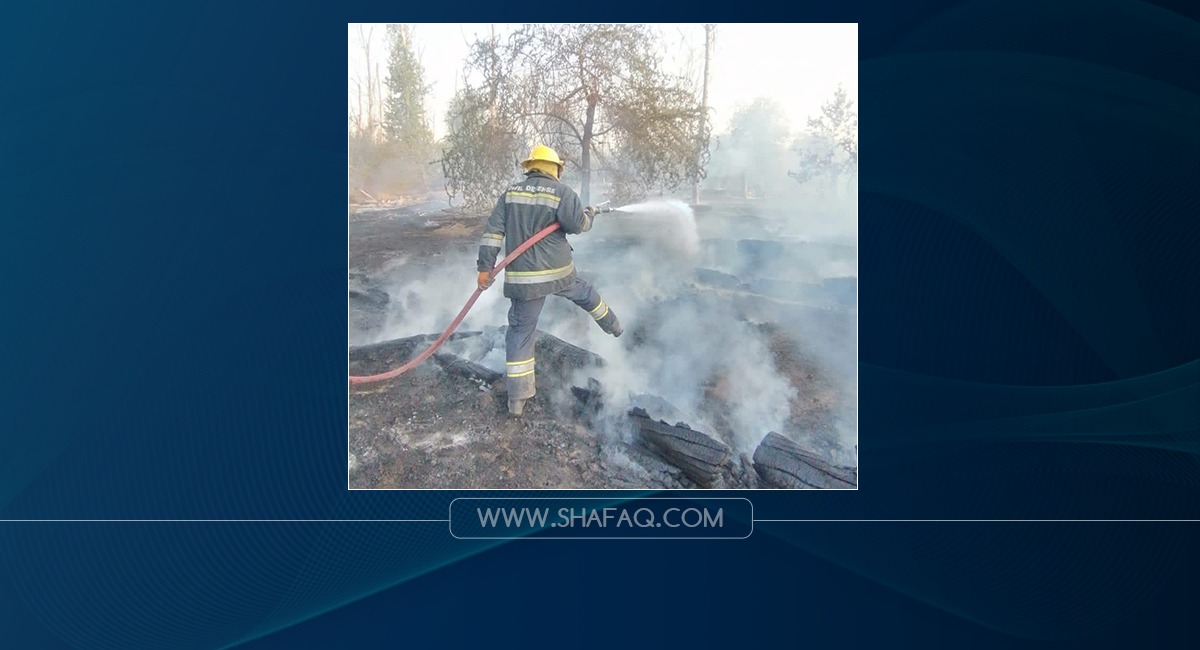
476, 144, 623, 417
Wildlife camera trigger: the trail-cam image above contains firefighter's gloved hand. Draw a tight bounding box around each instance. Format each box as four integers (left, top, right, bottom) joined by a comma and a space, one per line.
477, 271, 494, 291
583, 205, 597, 219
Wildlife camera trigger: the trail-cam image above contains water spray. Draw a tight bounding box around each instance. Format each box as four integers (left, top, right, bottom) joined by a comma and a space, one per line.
591, 199, 700, 257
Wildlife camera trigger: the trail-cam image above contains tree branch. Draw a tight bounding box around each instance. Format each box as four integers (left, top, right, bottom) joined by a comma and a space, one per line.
518, 111, 584, 142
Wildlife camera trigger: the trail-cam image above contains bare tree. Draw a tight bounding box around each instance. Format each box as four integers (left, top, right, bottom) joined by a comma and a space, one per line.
349, 25, 382, 200
359, 25, 382, 142
350, 24, 439, 200
693, 24, 715, 205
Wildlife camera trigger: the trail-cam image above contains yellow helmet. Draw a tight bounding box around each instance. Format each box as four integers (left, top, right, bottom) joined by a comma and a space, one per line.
521, 144, 563, 177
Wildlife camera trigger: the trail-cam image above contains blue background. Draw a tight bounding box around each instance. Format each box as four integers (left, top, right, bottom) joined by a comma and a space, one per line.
1, 1, 1197, 648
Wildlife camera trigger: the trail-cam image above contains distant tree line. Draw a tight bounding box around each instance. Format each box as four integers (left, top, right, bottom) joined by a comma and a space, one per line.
348, 25, 855, 208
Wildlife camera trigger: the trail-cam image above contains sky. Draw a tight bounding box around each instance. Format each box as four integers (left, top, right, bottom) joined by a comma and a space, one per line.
348, 23, 857, 140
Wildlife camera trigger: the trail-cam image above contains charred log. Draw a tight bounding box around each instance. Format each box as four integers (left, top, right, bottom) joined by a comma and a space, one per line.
433, 352, 503, 385
753, 431, 857, 489
629, 407, 731, 488
533, 330, 607, 372
489, 327, 607, 375
348, 275, 391, 334
570, 377, 605, 418
348, 287, 389, 309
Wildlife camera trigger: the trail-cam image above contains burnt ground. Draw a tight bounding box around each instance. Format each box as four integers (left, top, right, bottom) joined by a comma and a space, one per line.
348, 195, 857, 489
348, 332, 693, 489
348, 198, 480, 274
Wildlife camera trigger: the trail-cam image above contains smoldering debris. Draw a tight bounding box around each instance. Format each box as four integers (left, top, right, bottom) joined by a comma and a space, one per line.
753, 431, 858, 489
628, 406, 731, 488
349, 317, 852, 489
348, 194, 858, 488
433, 352, 502, 385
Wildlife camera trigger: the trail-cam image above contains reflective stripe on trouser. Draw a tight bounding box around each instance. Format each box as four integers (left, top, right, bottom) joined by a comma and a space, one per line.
555, 276, 621, 335
506, 276, 619, 399
506, 296, 546, 400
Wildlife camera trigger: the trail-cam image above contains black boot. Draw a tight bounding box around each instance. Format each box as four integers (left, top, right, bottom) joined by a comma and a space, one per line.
598, 310, 623, 337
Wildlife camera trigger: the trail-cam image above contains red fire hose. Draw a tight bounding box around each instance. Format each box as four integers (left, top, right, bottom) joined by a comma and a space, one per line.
348, 222, 562, 385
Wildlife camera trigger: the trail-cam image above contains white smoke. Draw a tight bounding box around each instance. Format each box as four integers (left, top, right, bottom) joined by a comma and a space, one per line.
351, 194, 857, 462
373, 254, 509, 341
538, 200, 800, 454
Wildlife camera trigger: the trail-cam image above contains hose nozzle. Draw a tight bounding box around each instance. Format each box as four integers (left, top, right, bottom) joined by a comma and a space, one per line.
595, 201, 614, 214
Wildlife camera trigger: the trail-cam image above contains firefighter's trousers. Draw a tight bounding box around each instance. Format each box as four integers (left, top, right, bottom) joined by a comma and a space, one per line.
505, 277, 620, 400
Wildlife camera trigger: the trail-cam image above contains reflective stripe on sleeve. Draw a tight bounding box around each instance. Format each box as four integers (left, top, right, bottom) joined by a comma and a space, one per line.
504, 262, 575, 285
479, 233, 504, 248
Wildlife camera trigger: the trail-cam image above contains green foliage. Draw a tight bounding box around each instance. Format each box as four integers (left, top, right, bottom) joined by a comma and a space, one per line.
440, 92, 522, 211
607, 78, 710, 204
383, 25, 433, 154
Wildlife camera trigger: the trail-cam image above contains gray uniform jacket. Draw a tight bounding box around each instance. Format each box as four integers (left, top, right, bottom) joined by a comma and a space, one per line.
477, 170, 595, 301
